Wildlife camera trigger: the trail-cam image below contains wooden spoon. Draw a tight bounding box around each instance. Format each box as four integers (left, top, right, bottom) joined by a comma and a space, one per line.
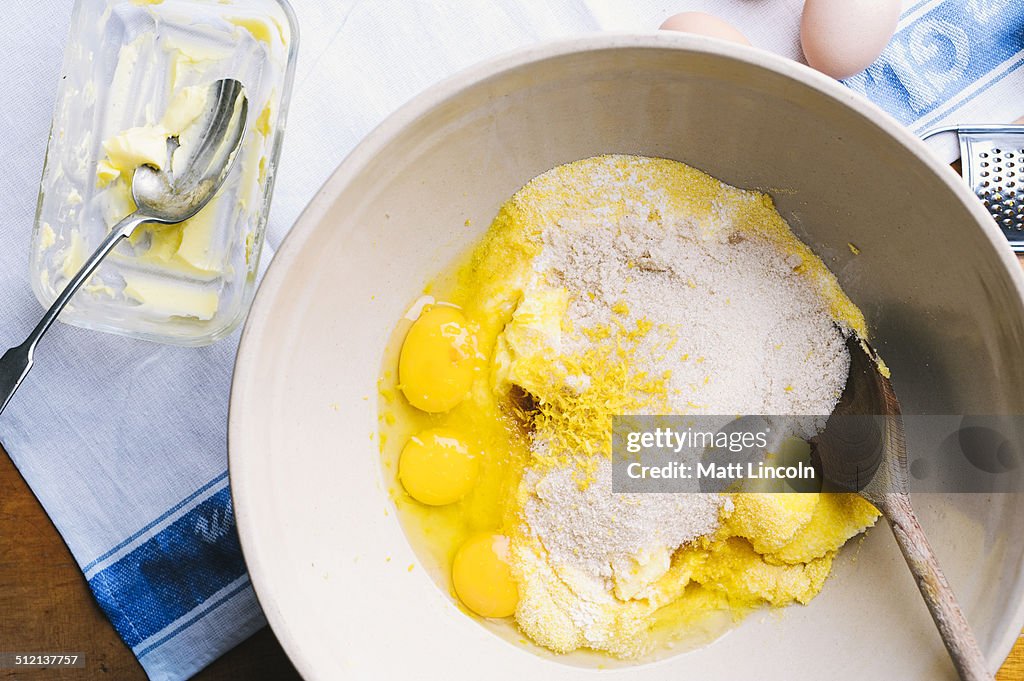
813, 336, 994, 681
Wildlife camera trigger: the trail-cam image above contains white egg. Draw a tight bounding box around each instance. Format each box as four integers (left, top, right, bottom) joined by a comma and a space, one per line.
659, 12, 751, 46
801, 0, 900, 79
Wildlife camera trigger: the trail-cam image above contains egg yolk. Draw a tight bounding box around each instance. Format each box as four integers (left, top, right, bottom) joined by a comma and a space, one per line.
399, 428, 480, 506
452, 532, 519, 618
398, 304, 476, 412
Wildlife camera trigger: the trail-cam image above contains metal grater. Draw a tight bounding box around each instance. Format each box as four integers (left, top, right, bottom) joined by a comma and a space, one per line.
922, 125, 1024, 252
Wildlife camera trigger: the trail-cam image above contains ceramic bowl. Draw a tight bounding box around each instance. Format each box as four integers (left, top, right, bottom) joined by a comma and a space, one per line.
229, 34, 1024, 680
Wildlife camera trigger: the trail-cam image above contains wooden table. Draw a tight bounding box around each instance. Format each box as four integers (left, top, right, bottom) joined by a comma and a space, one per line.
2, 247, 1024, 678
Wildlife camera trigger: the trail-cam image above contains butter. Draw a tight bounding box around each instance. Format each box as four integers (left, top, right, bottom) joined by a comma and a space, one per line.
96, 160, 121, 188
228, 16, 279, 46
492, 284, 567, 395
244, 231, 257, 267
34, 0, 292, 340
39, 223, 56, 251
60, 231, 86, 279
84, 282, 116, 298
161, 84, 209, 131
99, 126, 171, 183
96, 78, 227, 281
167, 44, 231, 90
174, 207, 221, 273
254, 103, 273, 136
86, 13, 285, 293
96, 83, 210, 187
123, 272, 219, 320
611, 546, 672, 601
237, 132, 265, 211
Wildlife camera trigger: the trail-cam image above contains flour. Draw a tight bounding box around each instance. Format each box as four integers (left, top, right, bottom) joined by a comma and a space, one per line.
522, 458, 728, 601
534, 186, 850, 418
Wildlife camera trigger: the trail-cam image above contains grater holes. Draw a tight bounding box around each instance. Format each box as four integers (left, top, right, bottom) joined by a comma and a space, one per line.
958, 135, 1024, 232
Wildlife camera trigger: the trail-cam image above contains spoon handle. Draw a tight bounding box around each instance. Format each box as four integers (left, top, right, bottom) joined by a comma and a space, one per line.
883, 493, 994, 681
0, 212, 152, 415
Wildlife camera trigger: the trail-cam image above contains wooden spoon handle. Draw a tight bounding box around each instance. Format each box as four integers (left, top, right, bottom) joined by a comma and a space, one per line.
883, 493, 994, 681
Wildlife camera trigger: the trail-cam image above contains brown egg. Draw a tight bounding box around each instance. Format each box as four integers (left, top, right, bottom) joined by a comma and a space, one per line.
659, 12, 751, 46
801, 0, 900, 80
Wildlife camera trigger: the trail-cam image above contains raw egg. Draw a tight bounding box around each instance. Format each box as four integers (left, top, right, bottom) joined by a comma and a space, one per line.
801, 0, 900, 79
452, 532, 518, 618
399, 428, 479, 506
398, 304, 476, 412
659, 12, 750, 46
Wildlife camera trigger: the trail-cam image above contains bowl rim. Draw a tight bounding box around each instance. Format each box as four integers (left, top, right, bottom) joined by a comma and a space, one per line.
229, 32, 1024, 679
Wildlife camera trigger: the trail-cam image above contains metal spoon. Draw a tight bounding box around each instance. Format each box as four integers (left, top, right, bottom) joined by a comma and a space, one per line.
814, 337, 994, 681
0, 78, 248, 416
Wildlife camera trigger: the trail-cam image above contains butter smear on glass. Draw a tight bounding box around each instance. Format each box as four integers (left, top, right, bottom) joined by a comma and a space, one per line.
32, 0, 298, 344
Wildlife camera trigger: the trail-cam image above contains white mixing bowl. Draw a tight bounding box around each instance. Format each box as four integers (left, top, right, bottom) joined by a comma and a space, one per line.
229, 34, 1024, 680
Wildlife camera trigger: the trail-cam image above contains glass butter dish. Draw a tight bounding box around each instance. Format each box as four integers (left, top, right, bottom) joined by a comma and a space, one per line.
31, 0, 298, 345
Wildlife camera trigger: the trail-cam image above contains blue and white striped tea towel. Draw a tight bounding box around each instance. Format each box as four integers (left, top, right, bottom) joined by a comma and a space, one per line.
0, 1, 1020, 679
